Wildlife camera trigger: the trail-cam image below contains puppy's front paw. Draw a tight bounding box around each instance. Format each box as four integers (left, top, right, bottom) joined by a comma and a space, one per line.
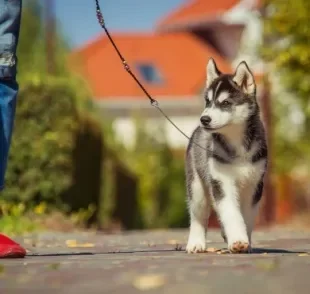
186, 237, 206, 254
228, 241, 251, 254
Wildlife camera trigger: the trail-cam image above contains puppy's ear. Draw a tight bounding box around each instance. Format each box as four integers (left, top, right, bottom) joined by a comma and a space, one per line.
206, 58, 221, 88
232, 61, 256, 95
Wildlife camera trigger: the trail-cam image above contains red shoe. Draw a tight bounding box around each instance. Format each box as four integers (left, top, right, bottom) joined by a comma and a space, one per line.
0, 234, 26, 258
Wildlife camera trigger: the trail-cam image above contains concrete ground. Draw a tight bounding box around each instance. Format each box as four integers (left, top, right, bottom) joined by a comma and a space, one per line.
0, 227, 310, 294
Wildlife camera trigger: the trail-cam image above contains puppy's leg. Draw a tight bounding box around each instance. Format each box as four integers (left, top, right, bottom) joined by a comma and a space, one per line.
210, 177, 249, 253
220, 224, 227, 243
186, 171, 210, 253
242, 180, 264, 248
243, 204, 259, 251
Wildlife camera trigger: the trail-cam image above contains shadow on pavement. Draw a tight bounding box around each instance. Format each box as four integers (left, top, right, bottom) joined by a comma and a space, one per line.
27, 247, 307, 257
251, 247, 306, 254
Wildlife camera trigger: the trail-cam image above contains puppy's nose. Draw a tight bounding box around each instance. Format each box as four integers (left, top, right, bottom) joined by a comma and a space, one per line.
200, 115, 212, 126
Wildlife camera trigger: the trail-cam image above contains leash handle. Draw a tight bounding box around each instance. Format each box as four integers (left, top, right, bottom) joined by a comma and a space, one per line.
94, 0, 206, 150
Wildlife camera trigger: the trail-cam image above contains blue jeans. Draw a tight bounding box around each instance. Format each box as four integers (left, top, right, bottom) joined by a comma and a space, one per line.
0, 0, 22, 190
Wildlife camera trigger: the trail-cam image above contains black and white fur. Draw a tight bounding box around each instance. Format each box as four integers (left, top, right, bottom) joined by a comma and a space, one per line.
185, 58, 267, 254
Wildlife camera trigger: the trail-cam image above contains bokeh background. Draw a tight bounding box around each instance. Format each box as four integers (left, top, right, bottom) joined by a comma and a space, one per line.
1, 0, 310, 235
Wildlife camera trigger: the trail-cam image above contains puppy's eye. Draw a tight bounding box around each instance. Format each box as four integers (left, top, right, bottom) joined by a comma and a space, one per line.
222, 100, 231, 106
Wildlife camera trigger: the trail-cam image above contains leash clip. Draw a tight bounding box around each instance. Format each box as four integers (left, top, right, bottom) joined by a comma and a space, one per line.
150, 99, 158, 107
122, 60, 130, 72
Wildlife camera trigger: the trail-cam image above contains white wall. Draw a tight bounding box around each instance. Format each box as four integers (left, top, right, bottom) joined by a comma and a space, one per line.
112, 116, 200, 150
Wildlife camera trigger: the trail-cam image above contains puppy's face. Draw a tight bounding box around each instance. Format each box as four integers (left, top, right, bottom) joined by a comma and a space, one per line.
200, 59, 257, 131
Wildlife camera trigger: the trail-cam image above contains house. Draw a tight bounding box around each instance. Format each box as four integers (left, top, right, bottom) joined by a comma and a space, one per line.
71, 0, 264, 149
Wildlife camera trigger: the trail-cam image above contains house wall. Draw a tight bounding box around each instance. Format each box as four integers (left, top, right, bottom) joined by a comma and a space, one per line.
112, 115, 199, 150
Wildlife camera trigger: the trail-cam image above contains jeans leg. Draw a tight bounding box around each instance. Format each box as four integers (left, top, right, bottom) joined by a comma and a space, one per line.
0, 0, 22, 190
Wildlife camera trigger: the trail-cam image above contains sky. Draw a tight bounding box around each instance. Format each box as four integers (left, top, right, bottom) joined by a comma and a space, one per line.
54, 0, 186, 49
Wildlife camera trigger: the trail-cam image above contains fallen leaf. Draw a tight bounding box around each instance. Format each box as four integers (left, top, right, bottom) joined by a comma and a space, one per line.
132, 274, 166, 290
65, 239, 77, 246
78, 243, 95, 248
216, 249, 229, 254
65, 240, 95, 248
206, 247, 218, 253
220, 249, 230, 254
298, 253, 309, 256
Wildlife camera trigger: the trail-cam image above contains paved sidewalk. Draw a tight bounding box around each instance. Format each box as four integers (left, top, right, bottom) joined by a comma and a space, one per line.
0, 227, 310, 294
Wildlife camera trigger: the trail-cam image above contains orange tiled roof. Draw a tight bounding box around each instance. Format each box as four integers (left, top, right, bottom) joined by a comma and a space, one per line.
70, 32, 232, 100
157, 0, 240, 31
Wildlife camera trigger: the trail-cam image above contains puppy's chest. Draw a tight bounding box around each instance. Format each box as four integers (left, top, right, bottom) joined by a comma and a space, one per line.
209, 145, 265, 183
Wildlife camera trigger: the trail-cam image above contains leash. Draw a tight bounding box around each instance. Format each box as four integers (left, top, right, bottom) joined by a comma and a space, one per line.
94, 0, 206, 150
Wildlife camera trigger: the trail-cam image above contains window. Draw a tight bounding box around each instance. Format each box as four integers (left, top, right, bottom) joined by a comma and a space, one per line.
136, 63, 164, 85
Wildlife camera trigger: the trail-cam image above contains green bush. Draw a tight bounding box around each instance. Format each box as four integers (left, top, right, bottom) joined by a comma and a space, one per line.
103, 115, 189, 229
2, 77, 79, 205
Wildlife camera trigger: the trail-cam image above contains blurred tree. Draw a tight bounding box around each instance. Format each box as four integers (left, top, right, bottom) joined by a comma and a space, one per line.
16, 0, 44, 77
263, 0, 310, 173
17, 0, 75, 80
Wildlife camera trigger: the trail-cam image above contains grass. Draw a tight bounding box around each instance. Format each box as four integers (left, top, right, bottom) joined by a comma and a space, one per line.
0, 201, 96, 237
0, 202, 39, 236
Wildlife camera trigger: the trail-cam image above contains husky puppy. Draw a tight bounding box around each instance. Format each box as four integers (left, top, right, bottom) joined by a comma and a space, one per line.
185, 58, 267, 253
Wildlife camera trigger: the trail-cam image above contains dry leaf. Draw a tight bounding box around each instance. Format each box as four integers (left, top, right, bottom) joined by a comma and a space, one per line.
132, 274, 166, 291
298, 253, 309, 256
65, 240, 95, 248
206, 247, 218, 253
221, 249, 230, 254
216, 249, 229, 254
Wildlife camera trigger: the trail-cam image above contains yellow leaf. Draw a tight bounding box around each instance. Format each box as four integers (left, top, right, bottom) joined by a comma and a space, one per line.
65, 239, 77, 247
132, 274, 166, 291
65, 240, 94, 248
298, 253, 309, 256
